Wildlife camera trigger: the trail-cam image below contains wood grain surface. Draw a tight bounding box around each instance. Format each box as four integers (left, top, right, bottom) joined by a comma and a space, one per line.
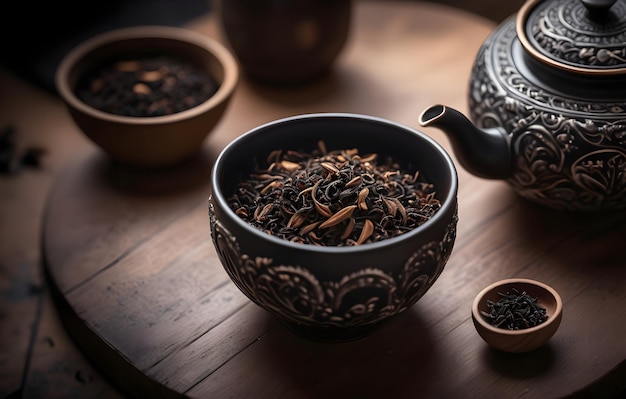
2, 1, 624, 398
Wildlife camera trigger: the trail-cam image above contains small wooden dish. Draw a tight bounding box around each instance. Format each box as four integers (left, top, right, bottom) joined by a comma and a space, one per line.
56, 26, 239, 169
472, 278, 563, 353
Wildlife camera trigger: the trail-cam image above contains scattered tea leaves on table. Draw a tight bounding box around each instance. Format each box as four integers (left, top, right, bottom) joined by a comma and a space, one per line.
0, 125, 47, 174
75, 54, 219, 117
481, 288, 548, 330
0, 125, 17, 173
228, 140, 442, 246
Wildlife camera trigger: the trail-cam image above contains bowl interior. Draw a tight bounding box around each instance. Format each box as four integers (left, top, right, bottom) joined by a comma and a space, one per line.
211, 114, 459, 254
473, 278, 562, 335
215, 114, 456, 205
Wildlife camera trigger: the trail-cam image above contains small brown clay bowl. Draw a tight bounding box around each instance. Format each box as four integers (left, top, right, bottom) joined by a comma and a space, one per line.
55, 26, 238, 169
472, 278, 563, 353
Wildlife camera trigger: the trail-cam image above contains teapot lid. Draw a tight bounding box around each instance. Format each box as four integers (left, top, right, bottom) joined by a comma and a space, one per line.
517, 0, 626, 75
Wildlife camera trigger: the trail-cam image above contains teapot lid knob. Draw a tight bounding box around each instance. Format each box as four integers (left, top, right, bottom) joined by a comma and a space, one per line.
580, 0, 617, 10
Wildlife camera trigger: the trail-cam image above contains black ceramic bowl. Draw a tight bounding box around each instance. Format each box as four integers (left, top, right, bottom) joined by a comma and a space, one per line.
208, 113, 458, 341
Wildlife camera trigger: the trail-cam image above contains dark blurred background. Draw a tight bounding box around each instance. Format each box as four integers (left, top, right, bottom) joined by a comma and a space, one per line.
0, 0, 212, 93
0, 0, 523, 94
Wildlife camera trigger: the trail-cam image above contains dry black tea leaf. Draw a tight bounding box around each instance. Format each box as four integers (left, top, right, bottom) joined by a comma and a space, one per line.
75, 54, 219, 117
228, 141, 441, 246
481, 288, 549, 330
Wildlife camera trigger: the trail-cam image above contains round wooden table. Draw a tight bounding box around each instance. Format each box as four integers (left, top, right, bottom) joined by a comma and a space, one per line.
43, 2, 626, 398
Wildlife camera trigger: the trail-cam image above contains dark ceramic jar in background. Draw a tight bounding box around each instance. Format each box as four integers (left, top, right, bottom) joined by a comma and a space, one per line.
218, 0, 352, 84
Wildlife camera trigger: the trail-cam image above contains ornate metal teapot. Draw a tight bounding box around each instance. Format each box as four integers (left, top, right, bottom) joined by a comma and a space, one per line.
420, 0, 626, 211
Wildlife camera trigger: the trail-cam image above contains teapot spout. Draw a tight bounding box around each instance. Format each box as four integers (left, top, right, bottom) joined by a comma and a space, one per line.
419, 105, 512, 180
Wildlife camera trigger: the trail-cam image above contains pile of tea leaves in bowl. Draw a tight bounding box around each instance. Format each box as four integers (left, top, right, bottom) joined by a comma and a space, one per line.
75, 54, 219, 117
228, 140, 442, 246
481, 288, 548, 330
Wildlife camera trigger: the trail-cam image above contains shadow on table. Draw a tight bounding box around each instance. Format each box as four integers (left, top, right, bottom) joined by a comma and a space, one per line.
259, 309, 438, 397
481, 344, 555, 378
240, 69, 347, 107
507, 195, 626, 273
81, 145, 217, 197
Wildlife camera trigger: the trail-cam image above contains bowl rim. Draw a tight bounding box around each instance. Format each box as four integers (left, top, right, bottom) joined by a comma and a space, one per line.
471, 277, 563, 336
54, 25, 239, 125
210, 112, 459, 254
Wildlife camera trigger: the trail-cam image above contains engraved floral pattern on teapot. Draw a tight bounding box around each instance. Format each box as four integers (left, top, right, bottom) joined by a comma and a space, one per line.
469, 18, 626, 210
420, 0, 626, 212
